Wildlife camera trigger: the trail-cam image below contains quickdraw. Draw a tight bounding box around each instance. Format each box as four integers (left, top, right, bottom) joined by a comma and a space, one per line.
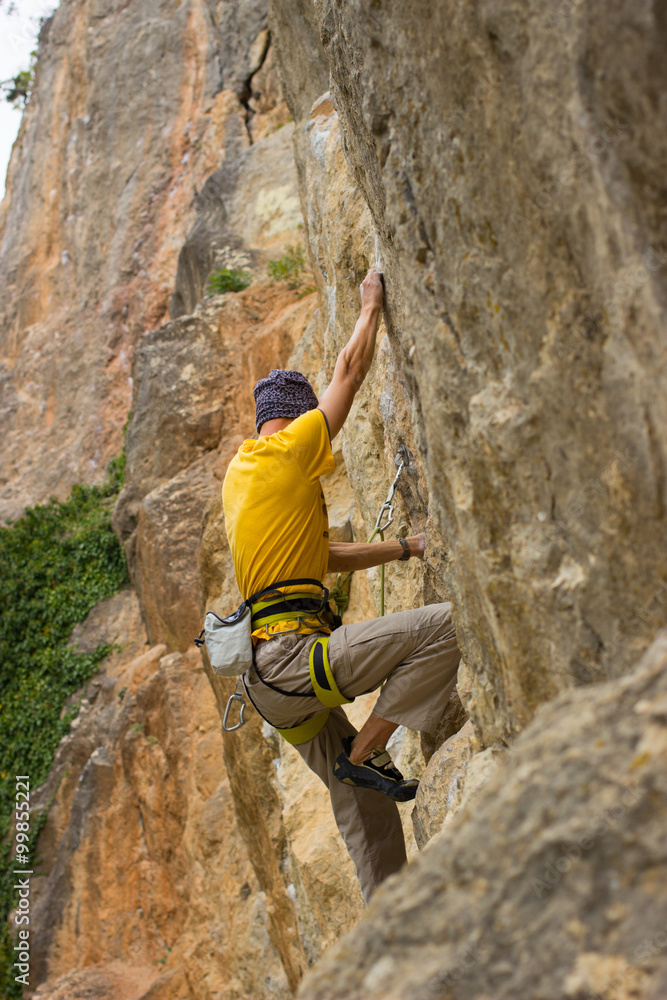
330, 445, 410, 618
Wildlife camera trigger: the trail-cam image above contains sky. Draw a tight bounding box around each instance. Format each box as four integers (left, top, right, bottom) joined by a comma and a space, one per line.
0, 0, 58, 200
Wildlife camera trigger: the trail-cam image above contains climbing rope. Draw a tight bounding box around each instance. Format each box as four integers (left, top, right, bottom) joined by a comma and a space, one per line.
330, 445, 409, 619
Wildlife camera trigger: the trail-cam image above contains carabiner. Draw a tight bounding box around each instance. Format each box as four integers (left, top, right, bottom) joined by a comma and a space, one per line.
223, 691, 247, 732
375, 500, 395, 533
374, 454, 407, 533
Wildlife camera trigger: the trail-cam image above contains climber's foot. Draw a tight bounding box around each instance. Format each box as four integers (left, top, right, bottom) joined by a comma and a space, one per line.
333, 736, 419, 801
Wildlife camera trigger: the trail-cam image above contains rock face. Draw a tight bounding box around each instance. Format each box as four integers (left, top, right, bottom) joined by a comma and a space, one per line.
266, 1, 667, 996
0, 0, 281, 521
28, 591, 292, 1000
3, 0, 667, 997
297, 631, 667, 1000
412, 720, 474, 851
270, 0, 667, 748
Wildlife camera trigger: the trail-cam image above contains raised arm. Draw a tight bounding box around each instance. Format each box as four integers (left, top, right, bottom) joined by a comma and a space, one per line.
318, 268, 384, 440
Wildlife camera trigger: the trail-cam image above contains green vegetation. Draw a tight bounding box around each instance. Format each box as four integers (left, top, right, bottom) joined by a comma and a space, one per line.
106, 452, 126, 493
267, 243, 315, 296
1, 52, 37, 109
267, 242, 307, 289
0, 459, 129, 998
206, 267, 252, 295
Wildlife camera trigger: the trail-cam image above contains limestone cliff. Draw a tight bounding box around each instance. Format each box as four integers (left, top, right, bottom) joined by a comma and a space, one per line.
2, 0, 667, 998
0, 0, 287, 522
2, 2, 374, 996
267, 0, 667, 996
271, 0, 667, 744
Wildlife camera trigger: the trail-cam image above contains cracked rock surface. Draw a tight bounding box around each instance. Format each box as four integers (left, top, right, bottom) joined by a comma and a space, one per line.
271, 0, 667, 747
297, 631, 667, 1000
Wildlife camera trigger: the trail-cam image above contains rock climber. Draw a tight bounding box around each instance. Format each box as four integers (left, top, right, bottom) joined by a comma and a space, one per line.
222, 267, 461, 901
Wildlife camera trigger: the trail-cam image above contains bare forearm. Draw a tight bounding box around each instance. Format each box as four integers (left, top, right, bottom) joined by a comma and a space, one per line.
337, 303, 382, 389
328, 535, 423, 572
318, 270, 384, 439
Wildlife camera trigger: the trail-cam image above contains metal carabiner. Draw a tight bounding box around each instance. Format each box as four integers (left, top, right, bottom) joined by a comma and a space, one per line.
375, 500, 396, 533
223, 688, 247, 732
374, 447, 409, 533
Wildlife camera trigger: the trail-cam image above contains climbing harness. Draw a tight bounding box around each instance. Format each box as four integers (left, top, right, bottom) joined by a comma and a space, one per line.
244, 635, 352, 746
249, 586, 338, 637
195, 578, 332, 677
196, 578, 335, 731
309, 636, 353, 708
195, 447, 411, 738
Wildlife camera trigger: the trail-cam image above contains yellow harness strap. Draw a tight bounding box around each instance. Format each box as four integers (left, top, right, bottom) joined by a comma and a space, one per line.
250, 591, 334, 639
275, 709, 330, 746
308, 637, 352, 708
272, 638, 351, 746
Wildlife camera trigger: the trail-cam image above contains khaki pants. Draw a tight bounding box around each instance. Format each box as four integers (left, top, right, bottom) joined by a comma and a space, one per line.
245, 603, 460, 901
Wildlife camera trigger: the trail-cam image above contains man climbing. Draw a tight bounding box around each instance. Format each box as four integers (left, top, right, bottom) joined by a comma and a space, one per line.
222, 267, 461, 901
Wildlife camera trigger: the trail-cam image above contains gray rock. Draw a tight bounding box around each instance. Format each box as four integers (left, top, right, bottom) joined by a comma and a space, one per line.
264, 3, 667, 994
273, 0, 667, 748
412, 720, 474, 851
298, 631, 667, 1000
119, 309, 231, 507
420, 688, 469, 764
170, 122, 301, 317
67, 589, 140, 655
130, 452, 220, 651
213, 0, 270, 98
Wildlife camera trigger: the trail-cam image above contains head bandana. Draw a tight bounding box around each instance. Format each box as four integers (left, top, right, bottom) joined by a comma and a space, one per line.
253, 369, 319, 433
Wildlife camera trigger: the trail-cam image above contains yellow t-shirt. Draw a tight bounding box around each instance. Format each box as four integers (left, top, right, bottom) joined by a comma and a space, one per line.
222, 408, 335, 636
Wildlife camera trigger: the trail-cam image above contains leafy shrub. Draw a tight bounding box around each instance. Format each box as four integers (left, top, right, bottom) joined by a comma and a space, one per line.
206, 267, 252, 295
106, 452, 126, 493
1, 52, 37, 109
0, 460, 129, 997
267, 243, 313, 291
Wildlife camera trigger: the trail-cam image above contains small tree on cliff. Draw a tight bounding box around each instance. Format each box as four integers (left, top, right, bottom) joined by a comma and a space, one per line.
1, 51, 37, 108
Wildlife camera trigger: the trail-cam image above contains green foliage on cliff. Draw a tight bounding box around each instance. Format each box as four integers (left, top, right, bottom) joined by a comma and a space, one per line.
267, 243, 315, 296
1, 52, 37, 109
267, 242, 307, 288
207, 266, 252, 295
0, 460, 128, 997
